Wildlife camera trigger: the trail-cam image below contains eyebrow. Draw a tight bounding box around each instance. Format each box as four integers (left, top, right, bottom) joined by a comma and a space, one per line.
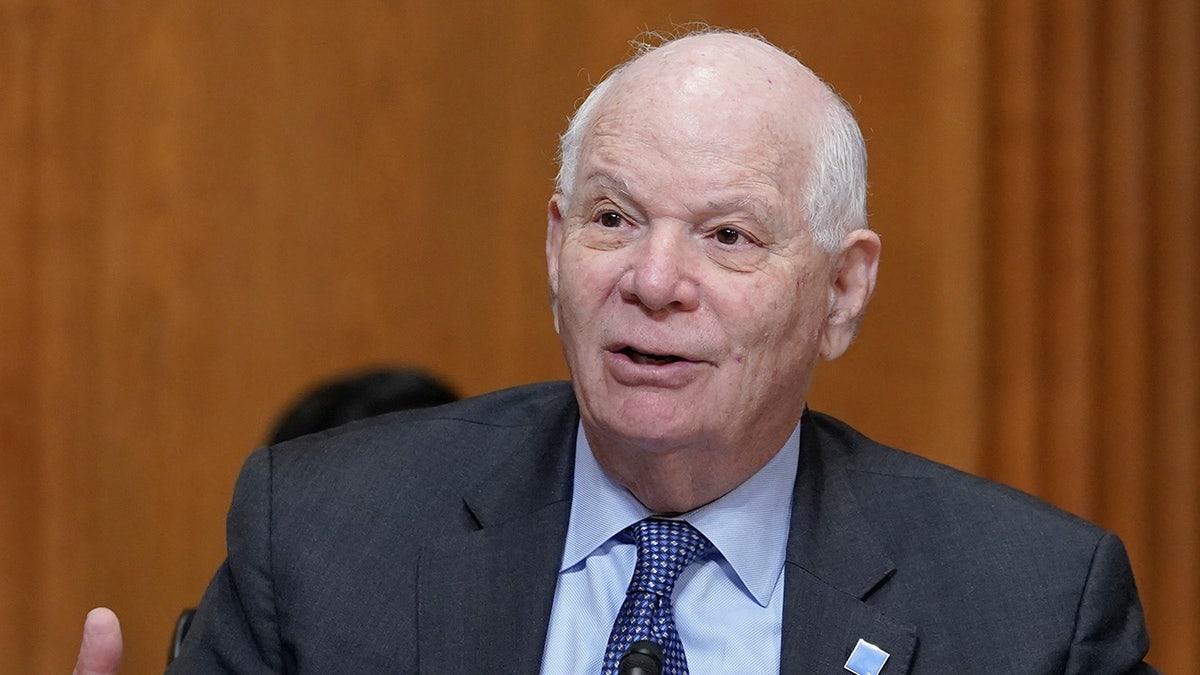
582, 172, 772, 223
707, 196, 759, 212
706, 196, 771, 223
581, 172, 633, 199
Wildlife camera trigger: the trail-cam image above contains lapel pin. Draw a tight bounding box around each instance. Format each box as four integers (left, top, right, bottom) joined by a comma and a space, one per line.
844, 638, 890, 675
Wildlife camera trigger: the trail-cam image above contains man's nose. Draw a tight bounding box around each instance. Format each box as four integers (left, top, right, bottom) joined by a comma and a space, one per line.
618, 226, 701, 313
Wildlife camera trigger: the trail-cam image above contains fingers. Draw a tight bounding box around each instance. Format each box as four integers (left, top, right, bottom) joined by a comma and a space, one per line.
73, 607, 123, 675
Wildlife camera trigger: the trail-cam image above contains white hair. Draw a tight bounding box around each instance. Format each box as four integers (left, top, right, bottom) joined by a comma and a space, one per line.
554, 29, 868, 253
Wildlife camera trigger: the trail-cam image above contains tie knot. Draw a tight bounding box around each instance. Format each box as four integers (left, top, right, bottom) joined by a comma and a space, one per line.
627, 518, 711, 597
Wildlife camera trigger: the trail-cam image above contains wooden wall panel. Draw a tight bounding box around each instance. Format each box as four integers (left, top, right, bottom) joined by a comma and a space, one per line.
1042, 0, 1100, 517
987, 0, 1044, 493
0, 5, 40, 672
0, 1, 1193, 672
1148, 0, 1200, 661
1095, 0, 1153, 582
29, 4, 112, 674
983, 1, 1199, 669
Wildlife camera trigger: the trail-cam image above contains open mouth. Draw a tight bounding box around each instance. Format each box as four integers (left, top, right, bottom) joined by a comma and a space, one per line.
619, 347, 686, 366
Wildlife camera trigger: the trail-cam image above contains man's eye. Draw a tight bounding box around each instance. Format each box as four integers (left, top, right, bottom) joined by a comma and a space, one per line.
715, 227, 743, 245
598, 211, 624, 228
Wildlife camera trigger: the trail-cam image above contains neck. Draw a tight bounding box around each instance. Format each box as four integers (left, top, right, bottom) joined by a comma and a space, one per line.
585, 423, 796, 513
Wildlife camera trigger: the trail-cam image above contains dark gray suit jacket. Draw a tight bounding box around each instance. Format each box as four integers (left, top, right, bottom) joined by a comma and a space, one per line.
169, 382, 1155, 673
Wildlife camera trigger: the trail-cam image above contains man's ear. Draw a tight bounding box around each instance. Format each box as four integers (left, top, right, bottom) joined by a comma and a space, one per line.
546, 194, 566, 333
820, 228, 881, 360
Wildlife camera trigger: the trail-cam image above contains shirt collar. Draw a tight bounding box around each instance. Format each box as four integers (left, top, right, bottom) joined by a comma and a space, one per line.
561, 421, 800, 607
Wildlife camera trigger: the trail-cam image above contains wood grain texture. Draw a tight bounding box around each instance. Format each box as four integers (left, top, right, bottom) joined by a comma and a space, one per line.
1146, 0, 1200, 666
0, 5, 41, 672
981, 0, 1199, 668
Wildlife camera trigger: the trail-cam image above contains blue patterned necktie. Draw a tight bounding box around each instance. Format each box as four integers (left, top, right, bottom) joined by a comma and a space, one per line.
601, 518, 713, 675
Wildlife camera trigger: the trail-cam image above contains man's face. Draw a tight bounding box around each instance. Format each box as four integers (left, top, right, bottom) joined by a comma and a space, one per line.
546, 61, 839, 459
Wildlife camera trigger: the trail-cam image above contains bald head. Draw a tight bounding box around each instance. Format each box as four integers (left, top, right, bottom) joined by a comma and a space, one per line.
556, 30, 867, 251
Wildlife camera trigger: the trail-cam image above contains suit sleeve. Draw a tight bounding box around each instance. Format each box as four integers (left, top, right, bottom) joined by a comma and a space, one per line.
167, 447, 285, 673
1063, 532, 1158, 674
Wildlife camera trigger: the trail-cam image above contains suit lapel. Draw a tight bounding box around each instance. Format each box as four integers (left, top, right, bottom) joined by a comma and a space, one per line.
415, 397, 919, 673
781, 410, 917, 674
417, 393, 577, 674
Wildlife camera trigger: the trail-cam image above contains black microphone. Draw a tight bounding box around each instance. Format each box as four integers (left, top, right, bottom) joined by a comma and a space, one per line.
618, 639, 664, 675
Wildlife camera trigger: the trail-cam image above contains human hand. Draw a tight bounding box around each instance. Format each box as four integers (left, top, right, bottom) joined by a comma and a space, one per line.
73, 607, 123, 675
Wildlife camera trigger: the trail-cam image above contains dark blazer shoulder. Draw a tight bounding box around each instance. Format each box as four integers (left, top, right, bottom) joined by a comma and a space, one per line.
807, 409, 1103, 539
798, 410, 1153, 673
184, 381, 579, 673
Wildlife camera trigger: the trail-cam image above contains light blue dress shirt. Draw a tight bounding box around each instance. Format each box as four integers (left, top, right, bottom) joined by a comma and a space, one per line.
540, 422, 800, 674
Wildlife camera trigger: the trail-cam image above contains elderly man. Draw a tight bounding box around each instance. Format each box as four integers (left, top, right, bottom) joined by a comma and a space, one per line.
76, 29, 1154, 674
